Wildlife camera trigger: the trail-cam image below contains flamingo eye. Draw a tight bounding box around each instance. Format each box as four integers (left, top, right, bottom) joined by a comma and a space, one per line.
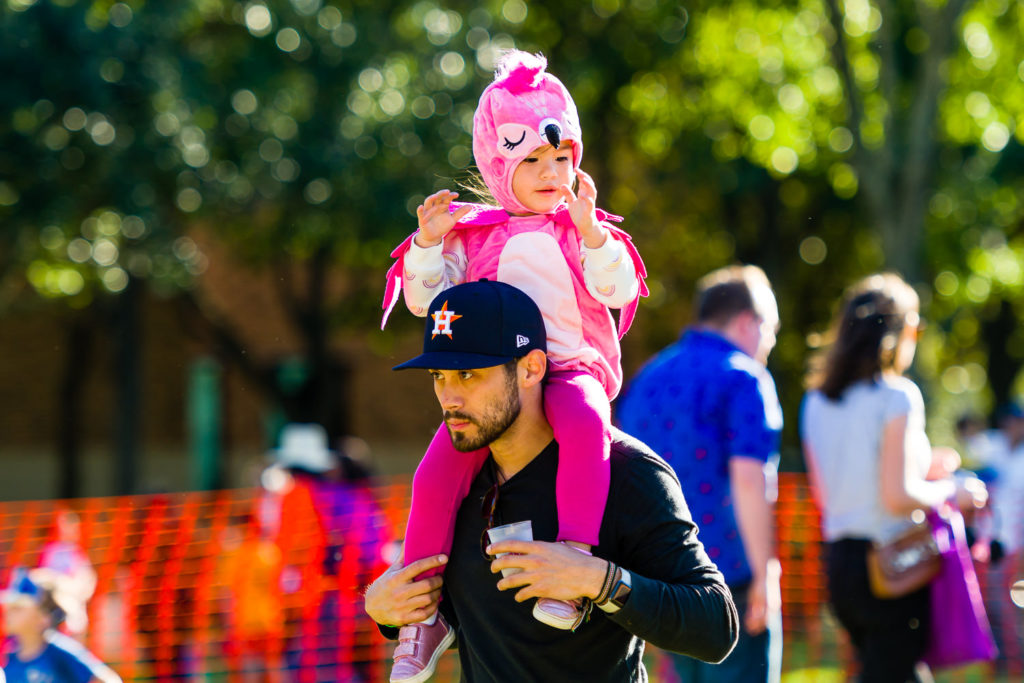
502, 130, 526, 150
496, 123, 542, 159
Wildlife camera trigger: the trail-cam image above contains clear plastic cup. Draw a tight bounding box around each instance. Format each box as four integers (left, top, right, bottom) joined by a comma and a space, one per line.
486, 520, 533, 577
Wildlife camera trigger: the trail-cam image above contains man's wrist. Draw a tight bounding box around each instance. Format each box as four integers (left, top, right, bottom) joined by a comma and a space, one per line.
597, 567, 632, 613
592, 560, 616, 602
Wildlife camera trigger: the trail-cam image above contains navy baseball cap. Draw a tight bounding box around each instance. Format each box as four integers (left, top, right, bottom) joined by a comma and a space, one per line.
393, 280, 547, 370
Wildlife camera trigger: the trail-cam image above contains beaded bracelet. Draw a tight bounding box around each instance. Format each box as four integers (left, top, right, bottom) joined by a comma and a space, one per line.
596, 561, 618, 604
593, 560, 612, 603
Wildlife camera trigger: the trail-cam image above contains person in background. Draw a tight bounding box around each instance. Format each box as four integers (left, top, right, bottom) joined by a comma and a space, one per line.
37, 509, 97, 642
1, 567, 120, 683
617, 263, 784, 683
257, 423, 390, 682
801, 273, 988, 682
982, 403, 1024, 675
218, 514, 285, 682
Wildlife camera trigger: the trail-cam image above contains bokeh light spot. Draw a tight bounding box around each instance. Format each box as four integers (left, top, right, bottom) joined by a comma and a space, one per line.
770, 147, 798, 174
67, 238, 91, 263
799, 236, 827, 265
122, 216, 146, 239
828, 162, 858, 199
304, 179, 332, 204
749, 115, 774, 141
318, 6, 341, 30
259, 138, 284, 162
439, 52, 465, 77
981, 122, 1009, 152
63, 107, 87, 131
502, 0, 527, 23
177, 188, 202, 212
411, 96, 435, 119
231, 90, 258, 116
828, 127, 853, 153
941, 366, 969, 394
276, 28, 301, 52
109, 2, 133, 28
57, 269, 85, 296
102, 267, 129, 293
934, 271, 958, 297
245, 3, 273, 36
100, 58, 124, 83
92, 239, 119, 266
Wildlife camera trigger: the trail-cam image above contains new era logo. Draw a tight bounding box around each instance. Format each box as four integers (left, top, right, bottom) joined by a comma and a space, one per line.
516, 334, 530, 348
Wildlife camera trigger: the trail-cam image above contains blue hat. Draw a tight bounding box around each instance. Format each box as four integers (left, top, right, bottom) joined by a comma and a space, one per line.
1, 567, 44, 605
393, 280, 546, 370
2, 567, 66, 623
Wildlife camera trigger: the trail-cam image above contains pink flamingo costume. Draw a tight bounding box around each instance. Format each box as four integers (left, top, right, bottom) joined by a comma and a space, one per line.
381, 52, 648, 589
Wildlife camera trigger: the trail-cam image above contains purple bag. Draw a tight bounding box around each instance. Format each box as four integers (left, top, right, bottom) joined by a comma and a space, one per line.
922, 507, 997, 669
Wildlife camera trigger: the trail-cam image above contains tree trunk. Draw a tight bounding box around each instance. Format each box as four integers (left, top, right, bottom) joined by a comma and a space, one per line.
56, 313, 94, 499
983, 299, 1020, 410
112, 277, 141, 495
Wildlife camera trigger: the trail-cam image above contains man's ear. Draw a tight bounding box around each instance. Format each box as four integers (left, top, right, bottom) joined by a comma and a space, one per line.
724, 309, 757, 339
519, 349, 548, 388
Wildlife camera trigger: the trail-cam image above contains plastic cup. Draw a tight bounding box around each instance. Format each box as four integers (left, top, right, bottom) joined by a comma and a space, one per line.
1011, 579, 1024, 608
486, 520, 533, 577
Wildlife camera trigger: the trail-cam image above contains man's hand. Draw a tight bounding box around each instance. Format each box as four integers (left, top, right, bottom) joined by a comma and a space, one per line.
415, 190, 472, 248
743, 558, 781, 635
487, 539, 608, 603
364, 553, 447, 627
559, 170, 606, 249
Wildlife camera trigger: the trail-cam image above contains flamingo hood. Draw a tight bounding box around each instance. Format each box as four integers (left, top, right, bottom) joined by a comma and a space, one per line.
472, 51, 583, 215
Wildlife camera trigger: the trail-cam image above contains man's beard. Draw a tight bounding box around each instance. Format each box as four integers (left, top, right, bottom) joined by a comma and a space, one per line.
445, 370, 521, 452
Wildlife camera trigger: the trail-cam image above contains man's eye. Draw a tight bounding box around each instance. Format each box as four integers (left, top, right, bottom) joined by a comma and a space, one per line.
429, 371, 442, 381
459, 371, 474, 380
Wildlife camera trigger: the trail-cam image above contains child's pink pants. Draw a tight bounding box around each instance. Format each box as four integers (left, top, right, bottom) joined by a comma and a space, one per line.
403, 369, 610, 579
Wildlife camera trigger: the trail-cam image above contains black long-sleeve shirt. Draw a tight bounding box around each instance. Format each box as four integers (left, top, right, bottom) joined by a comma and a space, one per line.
381, 428, 738, 681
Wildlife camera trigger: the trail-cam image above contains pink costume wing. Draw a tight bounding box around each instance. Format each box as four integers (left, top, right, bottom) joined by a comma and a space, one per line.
380, 202, 509, 329
553, 208, 648, 339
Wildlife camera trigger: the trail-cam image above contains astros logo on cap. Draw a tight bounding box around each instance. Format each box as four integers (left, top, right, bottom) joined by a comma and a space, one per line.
431, 300, 462, 339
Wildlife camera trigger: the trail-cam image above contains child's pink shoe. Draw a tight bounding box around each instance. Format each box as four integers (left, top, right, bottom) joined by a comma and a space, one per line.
533, 596, 586, 630
390, 613, 455, 683
532, 543, 590, 630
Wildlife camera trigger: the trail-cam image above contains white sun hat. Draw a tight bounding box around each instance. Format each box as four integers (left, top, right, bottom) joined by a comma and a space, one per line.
271, 423, 335, 473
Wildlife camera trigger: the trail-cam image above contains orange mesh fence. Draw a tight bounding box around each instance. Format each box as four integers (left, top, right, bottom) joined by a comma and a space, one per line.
0, 473, 1014, 681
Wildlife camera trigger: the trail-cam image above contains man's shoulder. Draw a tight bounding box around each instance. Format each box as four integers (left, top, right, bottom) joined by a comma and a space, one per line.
609, 428, 680, 487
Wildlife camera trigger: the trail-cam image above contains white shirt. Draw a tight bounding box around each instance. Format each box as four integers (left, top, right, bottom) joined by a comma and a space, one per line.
801, 376, 933, 543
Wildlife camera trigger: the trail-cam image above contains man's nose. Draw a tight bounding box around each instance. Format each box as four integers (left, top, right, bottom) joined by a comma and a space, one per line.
437, 385, 463, 411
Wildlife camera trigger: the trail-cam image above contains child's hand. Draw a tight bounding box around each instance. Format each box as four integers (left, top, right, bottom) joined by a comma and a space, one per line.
415, 190, 471, 248
560, 169, 605, 249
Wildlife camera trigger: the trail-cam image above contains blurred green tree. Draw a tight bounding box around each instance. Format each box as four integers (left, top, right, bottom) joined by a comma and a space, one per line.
610, 0, 1024, 450
5, 0, 1024, 487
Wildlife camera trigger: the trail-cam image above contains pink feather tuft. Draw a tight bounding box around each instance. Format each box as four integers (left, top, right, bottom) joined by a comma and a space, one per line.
494, 50, 547, 93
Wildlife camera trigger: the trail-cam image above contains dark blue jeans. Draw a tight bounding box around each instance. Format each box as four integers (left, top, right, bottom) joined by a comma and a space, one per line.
672, 581, 782, 683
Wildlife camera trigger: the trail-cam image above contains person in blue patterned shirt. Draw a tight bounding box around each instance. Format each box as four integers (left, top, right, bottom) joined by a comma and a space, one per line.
617, 264, 783, 683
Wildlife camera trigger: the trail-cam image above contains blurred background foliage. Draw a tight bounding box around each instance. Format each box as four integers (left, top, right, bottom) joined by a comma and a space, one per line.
3, 0, 1024, 481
